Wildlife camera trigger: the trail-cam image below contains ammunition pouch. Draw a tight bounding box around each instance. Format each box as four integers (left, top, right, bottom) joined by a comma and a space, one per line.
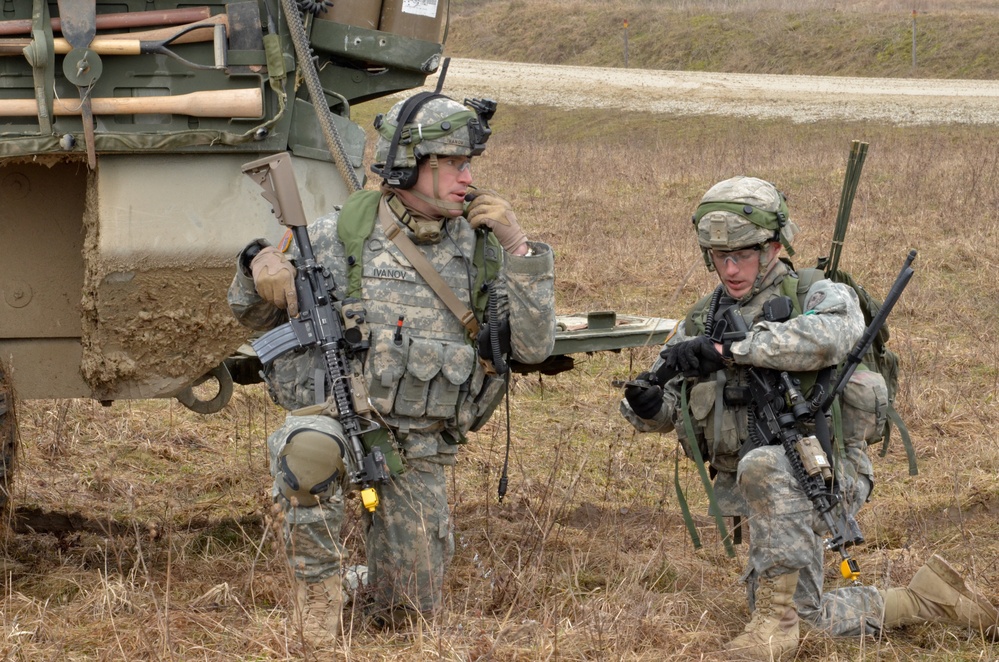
366, 329, 477, 421
466, 369, 508, 433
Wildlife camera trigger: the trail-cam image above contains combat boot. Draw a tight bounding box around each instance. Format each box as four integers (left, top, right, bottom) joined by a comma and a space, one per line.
292, 574, 343, 649
881, 553, 999, 637
724, 571, 800, 660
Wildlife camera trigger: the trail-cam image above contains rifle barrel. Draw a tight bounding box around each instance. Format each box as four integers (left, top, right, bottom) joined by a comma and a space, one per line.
824, 249, 916, 409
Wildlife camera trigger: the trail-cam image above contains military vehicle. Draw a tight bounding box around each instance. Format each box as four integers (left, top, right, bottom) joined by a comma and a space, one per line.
0, 0, 673, 512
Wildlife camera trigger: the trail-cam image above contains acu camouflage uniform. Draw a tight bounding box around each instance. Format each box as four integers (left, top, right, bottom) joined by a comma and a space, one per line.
229, 195, 555, 615
621, 177, 892, 637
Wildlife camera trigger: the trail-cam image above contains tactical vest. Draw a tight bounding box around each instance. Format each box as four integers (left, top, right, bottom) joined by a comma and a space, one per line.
679, 270, 821, 478
683, 264, 909, 457
683, 269, 819, 400
337, 190, 502, 330
335, 190, 506, 438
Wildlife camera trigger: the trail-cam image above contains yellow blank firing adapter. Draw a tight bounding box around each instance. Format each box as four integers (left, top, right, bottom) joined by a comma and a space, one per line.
361, 487, 380, 513
840, 558, 860, 582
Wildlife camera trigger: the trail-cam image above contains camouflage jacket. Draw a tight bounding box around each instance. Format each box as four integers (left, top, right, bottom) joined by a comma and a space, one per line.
229, 192, 556, 441
621, 260, 867, 480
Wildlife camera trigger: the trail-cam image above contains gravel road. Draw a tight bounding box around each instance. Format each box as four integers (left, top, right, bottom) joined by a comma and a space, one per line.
413, 58, 999, 125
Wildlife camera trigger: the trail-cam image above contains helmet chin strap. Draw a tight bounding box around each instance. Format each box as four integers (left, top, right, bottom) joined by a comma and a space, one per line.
744, 242, 781, 300
407, 155, 465, 214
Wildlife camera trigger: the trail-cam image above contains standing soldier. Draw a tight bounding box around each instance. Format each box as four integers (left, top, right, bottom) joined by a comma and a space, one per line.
620, 176, 997, 659
229, 92, 556, 646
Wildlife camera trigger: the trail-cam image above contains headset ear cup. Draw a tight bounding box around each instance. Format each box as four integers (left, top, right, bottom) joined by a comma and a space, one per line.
394, 167, 419, 190
379, 165, 419, 190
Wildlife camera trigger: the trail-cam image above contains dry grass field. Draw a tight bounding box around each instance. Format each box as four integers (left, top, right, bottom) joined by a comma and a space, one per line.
5, 1, 999, 660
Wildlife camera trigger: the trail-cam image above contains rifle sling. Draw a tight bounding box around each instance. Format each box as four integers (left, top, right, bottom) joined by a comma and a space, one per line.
679, 380, 736, 557
673, 449, 702, 550
885, 405, 917, 476
380, 200, 481, 337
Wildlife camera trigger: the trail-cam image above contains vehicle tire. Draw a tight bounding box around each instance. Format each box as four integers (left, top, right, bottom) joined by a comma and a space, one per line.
0, 362, 16, 517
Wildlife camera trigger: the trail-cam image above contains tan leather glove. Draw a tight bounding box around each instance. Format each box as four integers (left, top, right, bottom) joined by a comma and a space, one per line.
250, 246, 299, 317
465, 189, 528, 254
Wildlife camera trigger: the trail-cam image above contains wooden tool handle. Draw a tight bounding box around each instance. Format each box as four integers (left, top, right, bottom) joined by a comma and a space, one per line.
0, 17, 224, 55
0, 7, 213, 36
0, 87, 262, 118
95, 14, 227, 44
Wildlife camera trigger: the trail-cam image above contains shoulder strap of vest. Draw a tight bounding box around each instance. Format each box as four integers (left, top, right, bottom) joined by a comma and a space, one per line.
470, 230, 503, 323
781, 266, 824, 315
684, 291, 716, 337
336, 189, 382, 299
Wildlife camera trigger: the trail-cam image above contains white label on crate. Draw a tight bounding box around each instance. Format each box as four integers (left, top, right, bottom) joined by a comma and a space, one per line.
402, 0, 438, 18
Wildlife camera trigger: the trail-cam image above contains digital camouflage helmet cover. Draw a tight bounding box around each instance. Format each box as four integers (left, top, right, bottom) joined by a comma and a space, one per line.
692, 176, 799, 270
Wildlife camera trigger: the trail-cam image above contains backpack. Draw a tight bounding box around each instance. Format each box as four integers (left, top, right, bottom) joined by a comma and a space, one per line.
783, 266, 915, 476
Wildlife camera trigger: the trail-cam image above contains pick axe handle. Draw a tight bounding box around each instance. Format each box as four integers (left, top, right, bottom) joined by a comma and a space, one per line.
87, 14, 227, 45
0, 87, 262, 118
0, 17, 225, 55
0, 7, 212, 36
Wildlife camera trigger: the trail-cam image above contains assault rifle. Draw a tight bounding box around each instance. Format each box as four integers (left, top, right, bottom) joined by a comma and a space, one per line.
241, 152, 390, 513
721, 249, 917, 581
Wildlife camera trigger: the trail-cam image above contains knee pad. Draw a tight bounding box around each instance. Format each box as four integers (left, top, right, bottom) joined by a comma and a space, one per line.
277, 427, 347, 506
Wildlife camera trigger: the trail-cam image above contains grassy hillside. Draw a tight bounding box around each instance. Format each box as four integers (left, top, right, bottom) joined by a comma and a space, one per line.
447, 0, 999, 79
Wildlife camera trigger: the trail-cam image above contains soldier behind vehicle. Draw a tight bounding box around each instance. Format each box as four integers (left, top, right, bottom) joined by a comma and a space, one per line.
620, 176, 998, 659
228, 92, 555, 647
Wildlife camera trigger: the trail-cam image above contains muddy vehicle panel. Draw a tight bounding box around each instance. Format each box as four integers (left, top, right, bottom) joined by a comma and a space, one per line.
3, 154, 347, 400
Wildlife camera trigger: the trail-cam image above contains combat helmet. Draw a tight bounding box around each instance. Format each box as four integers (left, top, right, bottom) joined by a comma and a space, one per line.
371, 92, 495, 189
691, 176, 799, 271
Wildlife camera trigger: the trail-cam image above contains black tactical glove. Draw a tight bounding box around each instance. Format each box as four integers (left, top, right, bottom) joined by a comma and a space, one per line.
624, 371, 664, 419
660, 336, 726, 377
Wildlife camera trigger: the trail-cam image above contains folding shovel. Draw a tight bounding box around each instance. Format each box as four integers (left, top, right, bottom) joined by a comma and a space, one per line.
56, 0, 97, 168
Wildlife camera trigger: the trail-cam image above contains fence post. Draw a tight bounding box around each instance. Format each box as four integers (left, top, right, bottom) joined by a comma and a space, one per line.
623, 19, 629, 68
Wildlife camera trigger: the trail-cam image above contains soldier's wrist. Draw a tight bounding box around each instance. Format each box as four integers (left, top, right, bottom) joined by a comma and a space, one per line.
510, 242, 532, 257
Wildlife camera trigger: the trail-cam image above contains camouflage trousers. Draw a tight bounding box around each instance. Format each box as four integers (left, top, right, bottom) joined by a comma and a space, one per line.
737, 445, 885, 637
268, 415, 457, 613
